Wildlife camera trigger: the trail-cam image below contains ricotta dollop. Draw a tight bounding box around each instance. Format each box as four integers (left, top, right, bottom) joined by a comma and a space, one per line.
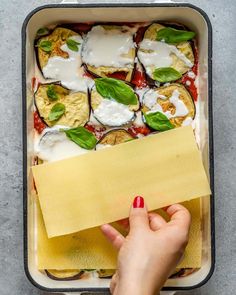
82, 26, 134, 68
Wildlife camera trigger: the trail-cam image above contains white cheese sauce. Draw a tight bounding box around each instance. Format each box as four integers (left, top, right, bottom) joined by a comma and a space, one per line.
35, 127, 89, 162
133, 111, 145, 127
187, 71, 196, 79
138, 39, 193, 76
82, 26, 134, 68
42, 35, 89, 92
96, 144, 112, 150
182, 117, 193, 126
144, 89, 189, 119
93, 98, 134, 126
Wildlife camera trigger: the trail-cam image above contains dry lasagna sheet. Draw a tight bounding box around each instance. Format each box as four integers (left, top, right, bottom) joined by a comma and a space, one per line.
32, 126, 210, 238
35, 196, 202, 269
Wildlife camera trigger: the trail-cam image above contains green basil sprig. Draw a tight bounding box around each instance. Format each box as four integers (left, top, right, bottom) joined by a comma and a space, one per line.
153, 67, 182, 83
95, 78, 138, 105
66, 38, 80, 52
38, 40, 52, 52
63, 127, 97, 150
47, 85, 59, 101
156, 27, 196, 44
144, 111, 174, 131
48, 103, 65, 121
37, 27, 49, 37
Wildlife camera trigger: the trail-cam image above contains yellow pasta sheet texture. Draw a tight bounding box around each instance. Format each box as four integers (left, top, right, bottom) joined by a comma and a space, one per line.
36, 197, 202, 269
32, 126, 211, 238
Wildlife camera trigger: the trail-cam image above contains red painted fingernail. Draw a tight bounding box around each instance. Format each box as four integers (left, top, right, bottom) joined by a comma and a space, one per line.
133, 196, 144, 208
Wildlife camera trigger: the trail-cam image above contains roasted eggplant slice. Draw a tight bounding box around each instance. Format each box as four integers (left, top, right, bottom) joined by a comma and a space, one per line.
45, 269, 84, 281
142, 83, 195, 128
137, 23, 195, 80
96, 129, 135, 149
35, 129, 92, 162
82, 25, 135, 82
97, 269, 116, 278
37, 27, 81, 71
91, 80, 139, 127
35, 84, 89, 127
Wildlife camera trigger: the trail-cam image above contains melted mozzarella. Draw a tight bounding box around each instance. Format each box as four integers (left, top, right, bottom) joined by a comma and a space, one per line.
35, 130, 89, 162
182, 117, 193, 126
94, 98, 134, 126
133, 111, 145, 126
144, 89, 189, 119
138, 39, 193, 76
96, 144, 112, 150
42, 35, 89, 92
169, 90, 189, 117
82, 26, 134, 68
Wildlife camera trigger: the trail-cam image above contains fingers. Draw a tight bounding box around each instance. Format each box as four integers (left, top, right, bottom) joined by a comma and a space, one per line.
117, 218, 129, 230
148, 212, 167, 231
110, 272, 118, 294
100, 224, 125, 250
166, 204, 191, 230
129, 196, 150, 233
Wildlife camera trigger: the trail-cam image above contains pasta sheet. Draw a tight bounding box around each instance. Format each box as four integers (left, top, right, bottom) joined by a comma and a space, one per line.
32, 126, 211, 238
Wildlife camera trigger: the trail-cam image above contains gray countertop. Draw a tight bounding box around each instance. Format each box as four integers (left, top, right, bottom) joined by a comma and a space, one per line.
0, 0, 235, 294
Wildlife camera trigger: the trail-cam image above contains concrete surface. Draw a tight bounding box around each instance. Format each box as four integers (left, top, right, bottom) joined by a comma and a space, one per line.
0, 0, 235, 294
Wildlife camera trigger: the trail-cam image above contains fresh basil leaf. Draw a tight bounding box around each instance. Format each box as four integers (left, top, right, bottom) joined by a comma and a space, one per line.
47, 85, 58, 101
153, 67, 182, 83
156, 27, 196, 44
124, 138, 135, 142
144, 111, 174, 131
95, 78, 138, 105
48, 103, 65, 121
63, 127, 97, 150
37, 27, 49, 36
66, 38, 80, 52
38, 40, 52, 52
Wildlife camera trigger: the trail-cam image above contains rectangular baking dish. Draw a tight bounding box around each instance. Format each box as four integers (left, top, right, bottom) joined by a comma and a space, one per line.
22, 2, 214, 293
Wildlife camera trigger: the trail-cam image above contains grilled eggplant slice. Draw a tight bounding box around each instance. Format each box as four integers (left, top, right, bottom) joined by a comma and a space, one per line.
82, 25, 135, 82
137, 23, 195, 80
45, 269, 84, 281
37, 27, 81, 72
35, 84, 89, 127
96, 129, 135, 149
91, 86, 139, 127
36, 129, 91, 163
142, 83, 195, 128
97, 269, 116, 278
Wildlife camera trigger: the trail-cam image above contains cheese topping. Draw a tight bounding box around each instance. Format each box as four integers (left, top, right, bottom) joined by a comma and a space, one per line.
94, 98, 134, 126
144, 89, 189, 119
82, 26, 134, 68
42, 35, 89, 92
138, 39, 193, 76
35, 128, 89, 162
96, 144, 112, 150
182, 117, 193, 126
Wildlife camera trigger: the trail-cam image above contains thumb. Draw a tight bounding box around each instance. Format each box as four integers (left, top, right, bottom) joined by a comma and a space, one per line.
129, 196, 149, 233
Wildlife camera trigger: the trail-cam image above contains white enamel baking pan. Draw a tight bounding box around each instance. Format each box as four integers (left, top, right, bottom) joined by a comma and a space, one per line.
22, 2, 214, 293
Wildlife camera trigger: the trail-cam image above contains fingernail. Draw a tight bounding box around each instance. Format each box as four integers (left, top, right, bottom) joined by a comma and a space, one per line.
133, 196, 144, 208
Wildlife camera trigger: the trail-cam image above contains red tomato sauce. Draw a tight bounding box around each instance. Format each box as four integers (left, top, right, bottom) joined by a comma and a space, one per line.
128, 125, 151, 137
181, 46, 199, 101
131, 69, 147, 88
69, 23, 93, 34
107, 71, 127, 81
85, 124, 106, 140
34, 111, 46, 134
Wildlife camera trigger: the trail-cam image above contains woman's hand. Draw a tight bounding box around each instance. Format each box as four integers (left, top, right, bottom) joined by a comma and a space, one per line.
101, 196, 191, 295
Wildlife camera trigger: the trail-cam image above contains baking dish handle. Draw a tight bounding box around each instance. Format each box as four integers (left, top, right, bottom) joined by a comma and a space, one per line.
59, 0, 181, 4
64, 292, 176, 295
